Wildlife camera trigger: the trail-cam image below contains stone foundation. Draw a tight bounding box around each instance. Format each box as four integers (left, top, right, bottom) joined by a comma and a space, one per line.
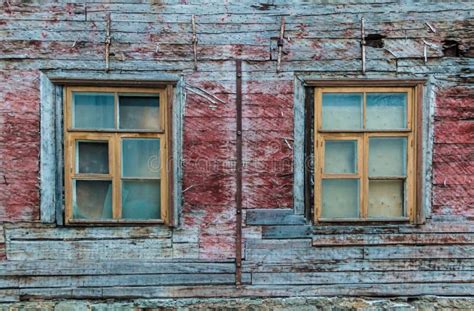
2, 297, 474, 311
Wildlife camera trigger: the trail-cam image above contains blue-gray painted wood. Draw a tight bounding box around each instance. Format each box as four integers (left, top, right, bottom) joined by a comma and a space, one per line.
0, 273, 252, 289
45, 70, 181, 85
242, 258, 474, 273
0, 260, 236, 276
39, 73, 56, 224
246, 209, 307, 225
423, 76, 436, 221
13, 283, 474, 300
262, 225, 314, 239
173, 77, 185, 227
292, 76, 306, 215
251, 271, 473, 285
40, 71, 182, 227
54, 85, 64, 226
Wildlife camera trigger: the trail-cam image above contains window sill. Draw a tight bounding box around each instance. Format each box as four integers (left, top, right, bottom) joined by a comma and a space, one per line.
316, 217, 410, 225
66, 219, 165, 226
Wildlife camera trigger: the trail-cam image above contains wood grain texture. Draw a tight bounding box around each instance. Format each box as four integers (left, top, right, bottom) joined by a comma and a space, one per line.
0, 0, 473, 301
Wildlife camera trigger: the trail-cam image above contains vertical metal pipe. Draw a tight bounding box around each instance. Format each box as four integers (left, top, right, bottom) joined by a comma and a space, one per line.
235, 60, 243, 286
361, 17, 366, 75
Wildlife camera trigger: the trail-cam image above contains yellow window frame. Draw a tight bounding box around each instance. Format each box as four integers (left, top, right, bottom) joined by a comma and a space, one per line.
64, 86, 169, 225
314, 86, 418, 223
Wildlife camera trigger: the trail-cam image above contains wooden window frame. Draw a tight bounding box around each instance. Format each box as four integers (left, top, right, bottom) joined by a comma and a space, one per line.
313, 85, 421, 224
64, 86, 170, 225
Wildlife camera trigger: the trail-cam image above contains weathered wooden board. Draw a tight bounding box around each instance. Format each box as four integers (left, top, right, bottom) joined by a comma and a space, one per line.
246, 209, 307, 225
251, 271, 474, 285
16, 283, 474, 299
312, 233, 474, 246
6, 239, 173, 261
247, 246, 364, 262
4, 225, 172, 240
0, 0, 473, 302
261, 225, 314, 239
364, 245, 474, 260
0, 260, 236, 276
243, 258, 474, 273
0, 273, 251, 289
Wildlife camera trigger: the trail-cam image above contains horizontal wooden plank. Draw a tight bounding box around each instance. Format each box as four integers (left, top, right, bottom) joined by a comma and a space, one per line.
4, 225, 172, 240
17, 283, 474, 299
0, 57, 398, 75
6, 239, 173, 261
0, 273, 251, 289
262, 222, 474, 239
312, 233, 474, 247
261, 225, 314, 239
245, 209, 307, 225
364, 245, 474, 260
0, 260, 235, 276
398, 222, 474, 233
2, 3, 470, 23
247, 246, 364, 262
251, 271, 474, 285
312, 225, 401, 235
243, 258, 474, 273
0, 289, 19, 302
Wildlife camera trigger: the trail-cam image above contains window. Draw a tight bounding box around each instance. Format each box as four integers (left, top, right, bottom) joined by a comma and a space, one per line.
64, 87, 169, 224
314, 86, 419, 222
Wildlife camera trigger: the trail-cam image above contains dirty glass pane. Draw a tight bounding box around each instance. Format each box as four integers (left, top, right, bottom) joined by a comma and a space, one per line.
122, 138, 160, 178
122, 180, 161, 219
73, 180, 112, 219
321, 179, 359, 218
119, 95, 160, 130
324, 140, 357, 174
77, 141, 109, 174
73, 93, 114, 129
368, 180, 404, 218
369, 137, 407, 177
367, 93, 407, 129
322, 93, 363, 130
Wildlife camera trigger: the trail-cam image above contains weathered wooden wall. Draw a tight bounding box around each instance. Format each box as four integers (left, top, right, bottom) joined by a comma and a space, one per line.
0, 0, 473, 303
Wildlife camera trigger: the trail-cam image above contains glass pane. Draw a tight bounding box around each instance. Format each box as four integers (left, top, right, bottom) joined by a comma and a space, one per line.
122, 180, 161, 219
368, 180, 404, 218
321, 179, 359, 218
73, 93, 114, 129
77, 141, 109, 174
119, 95, 160, 130
324, 140, 357, 174
367, 93, 407, 129
369, 137, 407, 176
73, 180, 112, 219
322, 93, 363, 130
122, 138, 160, 178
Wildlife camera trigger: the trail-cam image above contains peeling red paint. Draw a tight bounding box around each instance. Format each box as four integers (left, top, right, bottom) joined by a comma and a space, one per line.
0, 70, 40, 221
432, 87, 474, 216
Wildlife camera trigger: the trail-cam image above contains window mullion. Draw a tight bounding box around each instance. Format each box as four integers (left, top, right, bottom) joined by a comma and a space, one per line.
361, 132, 368, 219
114, 92, 119, 130
112, 133, 122, 219
363, 92, 367, 130
361, 92, 367, 219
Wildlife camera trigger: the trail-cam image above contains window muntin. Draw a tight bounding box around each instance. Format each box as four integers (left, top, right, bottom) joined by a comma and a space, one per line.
314, 87, 415, 222
64, 87, 169, 224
